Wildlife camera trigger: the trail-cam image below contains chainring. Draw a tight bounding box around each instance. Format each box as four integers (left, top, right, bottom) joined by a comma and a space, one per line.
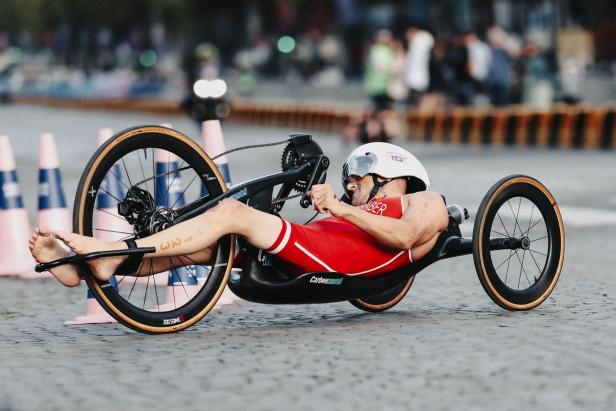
281, 142, 308, 192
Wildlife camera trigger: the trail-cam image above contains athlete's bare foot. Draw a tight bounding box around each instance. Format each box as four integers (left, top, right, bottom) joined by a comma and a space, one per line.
29, 227, 81, 287
52, 231, 128, 282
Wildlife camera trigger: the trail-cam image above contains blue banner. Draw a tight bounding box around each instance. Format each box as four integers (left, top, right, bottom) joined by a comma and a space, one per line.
38, 168, 67, 209
0, 170, 24, 210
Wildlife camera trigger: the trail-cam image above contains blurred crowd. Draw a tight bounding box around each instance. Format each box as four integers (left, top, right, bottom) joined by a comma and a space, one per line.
0, 0, 614, 145
362, 25, 558, 111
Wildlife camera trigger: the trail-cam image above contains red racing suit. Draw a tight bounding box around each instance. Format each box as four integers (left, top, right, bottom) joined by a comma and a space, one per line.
265, 196, 412, 277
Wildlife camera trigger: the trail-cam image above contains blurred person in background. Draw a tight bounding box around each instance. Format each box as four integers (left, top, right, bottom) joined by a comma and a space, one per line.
521, 42, 554, 107
448, 33, 473, 106
466, 32, 492, 104
486, 26, 515, 107
346, 30, 399, 145
424, 38, 455, 109
404, 25, 434, 106
363, 29, 396, 111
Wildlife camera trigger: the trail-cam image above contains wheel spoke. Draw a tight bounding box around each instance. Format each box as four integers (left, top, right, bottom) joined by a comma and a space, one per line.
142, 264, 151, 310
126, 269, 139, 302
160, 157, 185, 207
175, 255, 203, 285
152, 148, 156, 203
496, 212, 511, 237
527, 203, 536, 235
137, 149, 151, 194
169, 258, 177, 309
169, 256, 198, 299
121, 157, 134, 188
528, 247, 544, 278
95, 207, 130, 223
513, 249, 532, 288
170, 173, 198, 210
494, 250, 516, 271
490, 229, 509, 237
522, 218, 543, 238
529, 249, 547, 257
506, 199, 524, 237
108, 167, 131, 192
531, 234, 548, 242
505, 249, 515, 284
97, 185, 123, 204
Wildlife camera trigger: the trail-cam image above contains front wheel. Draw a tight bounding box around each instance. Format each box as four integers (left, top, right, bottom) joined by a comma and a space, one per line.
73, 125, 234, 333
473, 175, 565, 310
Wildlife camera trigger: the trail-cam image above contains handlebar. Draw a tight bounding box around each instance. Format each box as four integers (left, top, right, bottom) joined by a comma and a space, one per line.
299, 155, 330, 208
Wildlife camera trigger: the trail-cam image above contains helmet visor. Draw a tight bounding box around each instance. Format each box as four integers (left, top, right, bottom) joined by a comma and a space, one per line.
342, 152, 377, 190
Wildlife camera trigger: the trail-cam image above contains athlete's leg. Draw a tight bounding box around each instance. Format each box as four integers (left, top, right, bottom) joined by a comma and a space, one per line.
53, 199, 282, 282
31, 226, 214, 286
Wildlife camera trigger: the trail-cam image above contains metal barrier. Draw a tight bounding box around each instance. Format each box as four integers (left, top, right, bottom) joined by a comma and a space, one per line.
405, 105, 616, 150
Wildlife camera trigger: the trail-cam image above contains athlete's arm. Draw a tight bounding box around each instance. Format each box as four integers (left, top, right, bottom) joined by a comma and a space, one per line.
310, 185, 448, 250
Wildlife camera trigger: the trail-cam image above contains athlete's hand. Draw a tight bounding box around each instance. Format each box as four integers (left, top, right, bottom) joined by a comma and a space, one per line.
309, 184, 342, 215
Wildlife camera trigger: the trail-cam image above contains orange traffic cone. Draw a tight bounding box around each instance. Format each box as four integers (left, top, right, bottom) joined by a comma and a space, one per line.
0, 135, 37, 277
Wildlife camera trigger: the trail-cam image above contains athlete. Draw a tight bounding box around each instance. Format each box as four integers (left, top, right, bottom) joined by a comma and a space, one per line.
30, 142, 449, 287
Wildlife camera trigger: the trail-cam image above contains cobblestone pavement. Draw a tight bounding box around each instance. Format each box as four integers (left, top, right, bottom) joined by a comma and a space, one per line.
1, 105, 615, 411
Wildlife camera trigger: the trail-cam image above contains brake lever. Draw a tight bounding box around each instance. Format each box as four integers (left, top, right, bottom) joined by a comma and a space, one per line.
300, 155, 330, 208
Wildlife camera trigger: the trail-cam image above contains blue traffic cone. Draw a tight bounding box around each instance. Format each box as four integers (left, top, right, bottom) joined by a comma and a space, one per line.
0, 135, 36, 277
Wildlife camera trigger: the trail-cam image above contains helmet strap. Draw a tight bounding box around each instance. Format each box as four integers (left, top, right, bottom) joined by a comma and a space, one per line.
367, 175, 390, 203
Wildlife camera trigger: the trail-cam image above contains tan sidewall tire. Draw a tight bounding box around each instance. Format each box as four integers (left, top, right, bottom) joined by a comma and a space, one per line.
351, 276, 415, 312
474, 175, 565, 311
75, 126, 235, 333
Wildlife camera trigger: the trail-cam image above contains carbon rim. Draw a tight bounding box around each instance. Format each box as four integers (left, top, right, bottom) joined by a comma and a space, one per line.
75, 126, 233, 332
475, 176, 564, 310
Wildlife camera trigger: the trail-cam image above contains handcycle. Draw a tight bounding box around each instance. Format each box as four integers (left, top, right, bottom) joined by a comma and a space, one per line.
36, 126, 565, 334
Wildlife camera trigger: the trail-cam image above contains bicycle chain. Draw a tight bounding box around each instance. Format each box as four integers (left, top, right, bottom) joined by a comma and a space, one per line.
128, 137, 317, 221
133, 138, 291, 187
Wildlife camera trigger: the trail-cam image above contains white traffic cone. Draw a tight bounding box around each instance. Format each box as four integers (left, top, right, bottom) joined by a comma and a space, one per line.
201, 119, 240, 306
23, 133, 72, 279
0, 135, 37, 277
65, 128, 126, 325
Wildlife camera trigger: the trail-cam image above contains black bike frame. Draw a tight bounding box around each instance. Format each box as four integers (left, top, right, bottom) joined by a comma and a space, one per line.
172, 161, 313, 224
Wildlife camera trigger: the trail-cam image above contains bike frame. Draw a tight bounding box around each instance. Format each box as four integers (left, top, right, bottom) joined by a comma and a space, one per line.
145, 136, 524, 305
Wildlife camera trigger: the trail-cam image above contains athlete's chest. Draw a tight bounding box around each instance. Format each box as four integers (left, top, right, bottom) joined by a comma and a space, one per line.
358, 197, 404, 218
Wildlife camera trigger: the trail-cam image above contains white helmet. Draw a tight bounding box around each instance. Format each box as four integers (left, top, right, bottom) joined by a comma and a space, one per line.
342, 142, 429, 198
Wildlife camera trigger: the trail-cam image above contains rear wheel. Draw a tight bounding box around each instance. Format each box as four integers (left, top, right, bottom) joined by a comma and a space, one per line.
473, 175, 564, 310
73, 125, 234, 333
349, 276, 415, 312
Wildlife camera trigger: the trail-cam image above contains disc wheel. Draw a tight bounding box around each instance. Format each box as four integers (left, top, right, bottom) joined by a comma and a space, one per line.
349, 276, 415, 312
473, 175, 565, 311
73, 125, 234, 333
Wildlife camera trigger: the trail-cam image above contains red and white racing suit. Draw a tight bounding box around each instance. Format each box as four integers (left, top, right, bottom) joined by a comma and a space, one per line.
265, 196, 412, 277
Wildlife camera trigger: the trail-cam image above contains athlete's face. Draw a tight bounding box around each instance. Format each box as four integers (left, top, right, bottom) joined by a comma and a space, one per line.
345, 174, 376, 206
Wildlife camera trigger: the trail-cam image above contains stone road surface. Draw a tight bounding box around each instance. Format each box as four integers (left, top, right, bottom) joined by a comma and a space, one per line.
0, 105, 615, 411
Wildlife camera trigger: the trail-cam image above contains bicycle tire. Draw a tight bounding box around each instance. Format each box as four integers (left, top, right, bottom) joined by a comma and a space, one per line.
472, 175, 564, 310
73, 125, 234, 333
